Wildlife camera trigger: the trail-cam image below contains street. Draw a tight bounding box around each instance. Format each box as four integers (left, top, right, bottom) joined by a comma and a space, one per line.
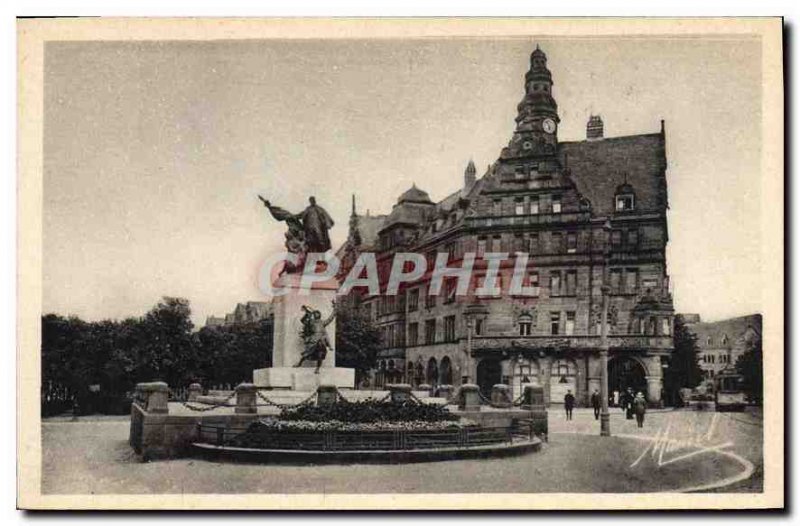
41, 407, 763, 494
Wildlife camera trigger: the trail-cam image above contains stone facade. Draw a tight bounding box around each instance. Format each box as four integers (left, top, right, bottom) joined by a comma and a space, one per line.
337, 46, 675, 406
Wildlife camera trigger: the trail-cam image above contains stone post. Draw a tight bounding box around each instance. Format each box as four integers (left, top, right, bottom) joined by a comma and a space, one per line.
388, 383, 412, 404
436, 384, 454, 401
188, 383, 202, 402
491, 384, 512, 408
316, 385, 339, 407
135, 382, 169, 414
235, 383, 257, 414
458, 384, 481, 411
645, 376, 663, 407
522, 385, 548, 440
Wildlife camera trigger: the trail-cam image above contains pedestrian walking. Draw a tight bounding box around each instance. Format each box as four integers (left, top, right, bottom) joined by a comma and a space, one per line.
564, 390, 575, 421
591, 389, 601, 420
624, 388, 635, 419
633, 392, 647, 428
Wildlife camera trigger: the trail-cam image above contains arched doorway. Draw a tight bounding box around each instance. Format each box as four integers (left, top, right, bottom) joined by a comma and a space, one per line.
550, 358, 577, 404
476, 359, 502, 398
439, 356, 453, 385
608, 355, 648, 398
426, 358, 439, 387
513, 358, 540, 399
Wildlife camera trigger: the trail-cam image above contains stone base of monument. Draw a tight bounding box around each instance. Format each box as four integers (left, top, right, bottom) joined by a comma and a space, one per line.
253, 366, 355, 390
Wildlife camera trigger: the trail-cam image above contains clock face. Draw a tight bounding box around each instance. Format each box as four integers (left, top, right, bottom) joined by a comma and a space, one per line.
542, 118, 556, 134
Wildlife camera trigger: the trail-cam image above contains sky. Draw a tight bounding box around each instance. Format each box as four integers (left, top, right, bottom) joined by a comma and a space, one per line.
42, 37, 763, 327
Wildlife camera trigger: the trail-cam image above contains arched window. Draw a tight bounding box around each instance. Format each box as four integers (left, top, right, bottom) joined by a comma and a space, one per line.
426, 358, 439, 387
551, 359, 576, 379
518, 312, 533, 336
513, 358, 540, 398
439, 356, 453, 385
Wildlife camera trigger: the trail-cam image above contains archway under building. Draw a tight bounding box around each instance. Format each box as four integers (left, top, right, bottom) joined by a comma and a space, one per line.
476, 358, 502, 398
608, 355, 648, 400
549, 358, 577, 405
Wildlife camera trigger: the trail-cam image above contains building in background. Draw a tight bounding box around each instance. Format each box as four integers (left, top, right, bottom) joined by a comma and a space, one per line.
205, 301, 273, 328
681, 313, 762, 385
337, 46, 675, 406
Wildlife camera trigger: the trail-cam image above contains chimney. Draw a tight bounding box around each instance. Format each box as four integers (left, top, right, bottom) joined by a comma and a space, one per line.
464, 159, 476, 188
586, 115, 604, 140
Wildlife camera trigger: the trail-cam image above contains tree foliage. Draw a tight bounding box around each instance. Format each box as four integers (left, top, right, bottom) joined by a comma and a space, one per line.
334, 300, 381, 382
736, 331, 763, 404
663, 316, 704, 406
41, 297, 273, 414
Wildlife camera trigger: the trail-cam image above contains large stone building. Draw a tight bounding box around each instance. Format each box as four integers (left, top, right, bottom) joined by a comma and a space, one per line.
681, 313, 762, 385
337, 46, 675, 406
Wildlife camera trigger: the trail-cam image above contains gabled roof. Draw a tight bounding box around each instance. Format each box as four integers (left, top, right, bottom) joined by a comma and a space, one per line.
690, 314, 762, 350
559, 132, 667, 216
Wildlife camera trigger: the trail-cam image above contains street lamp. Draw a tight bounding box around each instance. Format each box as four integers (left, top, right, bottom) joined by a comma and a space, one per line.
599, 219, 612, 437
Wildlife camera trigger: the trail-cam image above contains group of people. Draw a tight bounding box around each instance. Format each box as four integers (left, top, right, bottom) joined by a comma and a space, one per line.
563, 387, 647, 428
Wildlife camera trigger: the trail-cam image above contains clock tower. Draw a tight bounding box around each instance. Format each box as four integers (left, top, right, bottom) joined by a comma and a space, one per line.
501, 45, 561, 163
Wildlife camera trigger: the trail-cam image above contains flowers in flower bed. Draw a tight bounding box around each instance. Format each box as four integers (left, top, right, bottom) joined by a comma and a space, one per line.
279, 399, 458, 424
246, 417, 477, 433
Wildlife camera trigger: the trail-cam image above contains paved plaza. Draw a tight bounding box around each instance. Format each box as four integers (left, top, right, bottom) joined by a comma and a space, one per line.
41, 407, 763, 495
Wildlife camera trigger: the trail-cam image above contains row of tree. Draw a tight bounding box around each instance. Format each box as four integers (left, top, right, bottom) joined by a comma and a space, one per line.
42, 296, 382, 415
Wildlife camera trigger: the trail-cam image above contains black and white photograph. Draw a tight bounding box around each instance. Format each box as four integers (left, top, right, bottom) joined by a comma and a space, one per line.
16, 17, 784, 510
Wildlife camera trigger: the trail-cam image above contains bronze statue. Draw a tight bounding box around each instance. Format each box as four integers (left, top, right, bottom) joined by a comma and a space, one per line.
259, 195, 335, 273
296, 304, 335, 373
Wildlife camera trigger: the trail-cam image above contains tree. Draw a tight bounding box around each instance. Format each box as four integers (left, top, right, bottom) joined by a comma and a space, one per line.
133, 297, 196, 387
334, 300, 381, 384
663, 316, 704, 406
736, 332, 763, 405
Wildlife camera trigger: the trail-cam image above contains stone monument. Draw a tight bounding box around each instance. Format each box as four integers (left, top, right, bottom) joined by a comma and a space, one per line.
253, 195, 355, 390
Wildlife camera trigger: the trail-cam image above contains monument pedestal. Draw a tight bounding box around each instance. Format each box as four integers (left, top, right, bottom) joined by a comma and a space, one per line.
253, 366, 354, 390
253, 271, 355, 390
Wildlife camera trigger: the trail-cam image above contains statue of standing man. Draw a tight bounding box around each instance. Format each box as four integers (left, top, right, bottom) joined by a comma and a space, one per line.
259, 195, 335, 273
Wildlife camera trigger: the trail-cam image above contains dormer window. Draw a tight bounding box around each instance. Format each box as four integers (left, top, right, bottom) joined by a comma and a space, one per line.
616, 194, 635, 211
614, 182, 636, 212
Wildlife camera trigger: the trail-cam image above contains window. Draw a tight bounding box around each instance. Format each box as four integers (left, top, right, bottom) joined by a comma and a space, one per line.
444, 277, 457, 304
408, 322, 419, 346
446, 242, 456, 261
627, 229, 639, 246
528, 233, 539, 253
611, 230, 622, 248
552, 195, 562, 213
624, 268, 638, 294
513, 233, 525, 252
552, 232, 563, 253
444, 316, 456, 342
566, 232, 577, 253
610, 269, 622, 293
493, 199, 502, 215
550, 312, 561, 335
616, 194, 635, 211
476, 236, 487, 257
491, 235, 503, 252
515, 197, 524, 215
529, 272, 540, 296
565, 270, 577, 296
530, 196, 540, 214
565, 311, 576, 336
519, 318, 533, 336
550, 271, 561, 296
407, 289, 419, 312
473, 317, 484, 336
424, 319, 437, 345
706, 337, 712, 346
424, 285, 436, 309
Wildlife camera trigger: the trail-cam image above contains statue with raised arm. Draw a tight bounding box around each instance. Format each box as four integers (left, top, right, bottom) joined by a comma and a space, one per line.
259, 195, 335, 273
296, 303, 336, 373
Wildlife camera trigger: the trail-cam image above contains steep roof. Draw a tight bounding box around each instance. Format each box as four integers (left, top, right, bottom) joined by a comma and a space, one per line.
559, 132, 667, 216
690, 314, 762, 350
353, 214, 387, 249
